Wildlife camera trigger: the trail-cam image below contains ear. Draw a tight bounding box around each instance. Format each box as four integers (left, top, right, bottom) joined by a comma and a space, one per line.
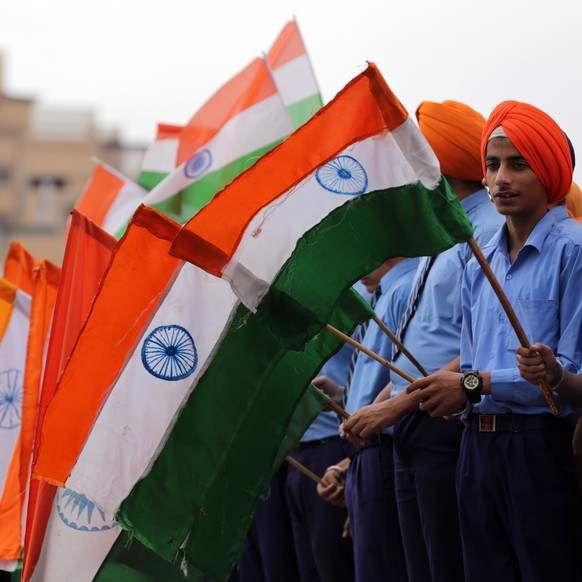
482, 178, 488, 188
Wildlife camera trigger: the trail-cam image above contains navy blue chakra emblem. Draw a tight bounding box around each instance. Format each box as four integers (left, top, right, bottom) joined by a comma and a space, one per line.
57, 488, 117, 531
184, 148, 212, 179
0, 369, 24, 430
315, 155, 368, 195
141, 325, 198, 381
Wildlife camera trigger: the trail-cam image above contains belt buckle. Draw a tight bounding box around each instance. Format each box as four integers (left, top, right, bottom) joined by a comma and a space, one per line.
478, 414, 496, 432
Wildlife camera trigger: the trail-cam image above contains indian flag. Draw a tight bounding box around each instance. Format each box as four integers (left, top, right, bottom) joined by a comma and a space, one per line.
74, 162, 147, 237
171, 63, 474, 343
0, 260, 60, 567
0, 280, 30, 573
267, 19, 323, 128
122, 57, 292, 230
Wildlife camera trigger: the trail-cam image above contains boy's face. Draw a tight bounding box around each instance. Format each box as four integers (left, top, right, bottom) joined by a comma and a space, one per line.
485, 137, 549, 219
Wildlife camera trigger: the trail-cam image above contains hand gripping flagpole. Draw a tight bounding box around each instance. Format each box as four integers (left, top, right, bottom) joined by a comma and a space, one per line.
467, 237, 559, 414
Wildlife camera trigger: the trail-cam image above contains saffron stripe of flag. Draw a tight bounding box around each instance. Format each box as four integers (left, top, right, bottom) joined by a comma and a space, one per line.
74, 162, 147, 237
3, 242, 38, 296
23, 211, 118, 582
267, 19, 323, 129
32, 206, 181, 485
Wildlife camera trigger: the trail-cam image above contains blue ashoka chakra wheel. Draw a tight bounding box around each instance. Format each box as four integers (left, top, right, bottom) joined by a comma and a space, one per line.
0, 369, 23, 430
315, 155, 368, 195
184, 148, 212, 179
57, 488, 117, 531
141, 325, 198, 381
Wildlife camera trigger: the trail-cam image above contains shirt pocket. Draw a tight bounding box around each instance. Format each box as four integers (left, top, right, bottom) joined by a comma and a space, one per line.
506, 299, 559, 350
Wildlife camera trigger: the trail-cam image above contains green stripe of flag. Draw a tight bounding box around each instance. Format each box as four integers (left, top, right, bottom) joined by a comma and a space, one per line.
258, 178, 474, 348
287, 94, 324, 129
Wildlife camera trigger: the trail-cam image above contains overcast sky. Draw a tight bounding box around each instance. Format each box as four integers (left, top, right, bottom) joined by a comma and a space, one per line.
2, 0, 581, 179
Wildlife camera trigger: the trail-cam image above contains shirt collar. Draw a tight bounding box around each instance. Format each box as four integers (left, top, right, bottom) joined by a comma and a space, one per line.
549, 204, 569, 222
491, 210, 557, 257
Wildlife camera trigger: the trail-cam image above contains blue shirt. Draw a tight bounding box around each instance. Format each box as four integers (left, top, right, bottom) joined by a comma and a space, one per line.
391, 189, 504, 398
301, 281, 370, 442
346, 258, 418, 414
461, 210, 582, 417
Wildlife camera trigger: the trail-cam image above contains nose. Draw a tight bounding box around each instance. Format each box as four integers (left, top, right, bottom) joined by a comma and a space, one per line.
495, 162, 511, 187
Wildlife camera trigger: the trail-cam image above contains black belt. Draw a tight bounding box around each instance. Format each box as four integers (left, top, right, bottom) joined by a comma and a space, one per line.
367, 433, 393, 446
294, 435, 340, 449
466, 413, 568, 433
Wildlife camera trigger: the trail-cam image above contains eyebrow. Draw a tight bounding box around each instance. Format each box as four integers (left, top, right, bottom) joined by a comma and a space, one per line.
485, 154, 527, 161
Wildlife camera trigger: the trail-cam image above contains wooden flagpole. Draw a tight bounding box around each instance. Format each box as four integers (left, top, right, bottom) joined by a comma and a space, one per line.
286, 456, 327, 486
372, 315, 428, 377
326, 398, 350, 420
326, 324, 415, 383
467, 237, 559, 414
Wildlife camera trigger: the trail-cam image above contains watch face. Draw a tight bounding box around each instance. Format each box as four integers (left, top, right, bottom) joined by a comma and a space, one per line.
464, 374, 480, 391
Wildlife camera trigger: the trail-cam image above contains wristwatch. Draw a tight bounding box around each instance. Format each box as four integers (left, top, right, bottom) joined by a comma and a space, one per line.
460, 370, 483, 404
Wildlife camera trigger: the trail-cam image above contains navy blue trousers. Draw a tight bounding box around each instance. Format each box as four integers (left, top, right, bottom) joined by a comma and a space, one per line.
344, 437, 408, 582
286, 436, 355, 582
457, 419, 582, 582
393, 411, 465, 582
230, 463, 300, 582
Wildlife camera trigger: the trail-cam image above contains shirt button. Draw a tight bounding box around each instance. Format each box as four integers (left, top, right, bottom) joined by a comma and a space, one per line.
506, 274, 512, 280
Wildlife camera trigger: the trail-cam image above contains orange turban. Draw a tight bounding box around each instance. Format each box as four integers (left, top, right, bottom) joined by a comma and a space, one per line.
416, 100, 486, 181
566, 181, 582, 218
481, 101, 573, 204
